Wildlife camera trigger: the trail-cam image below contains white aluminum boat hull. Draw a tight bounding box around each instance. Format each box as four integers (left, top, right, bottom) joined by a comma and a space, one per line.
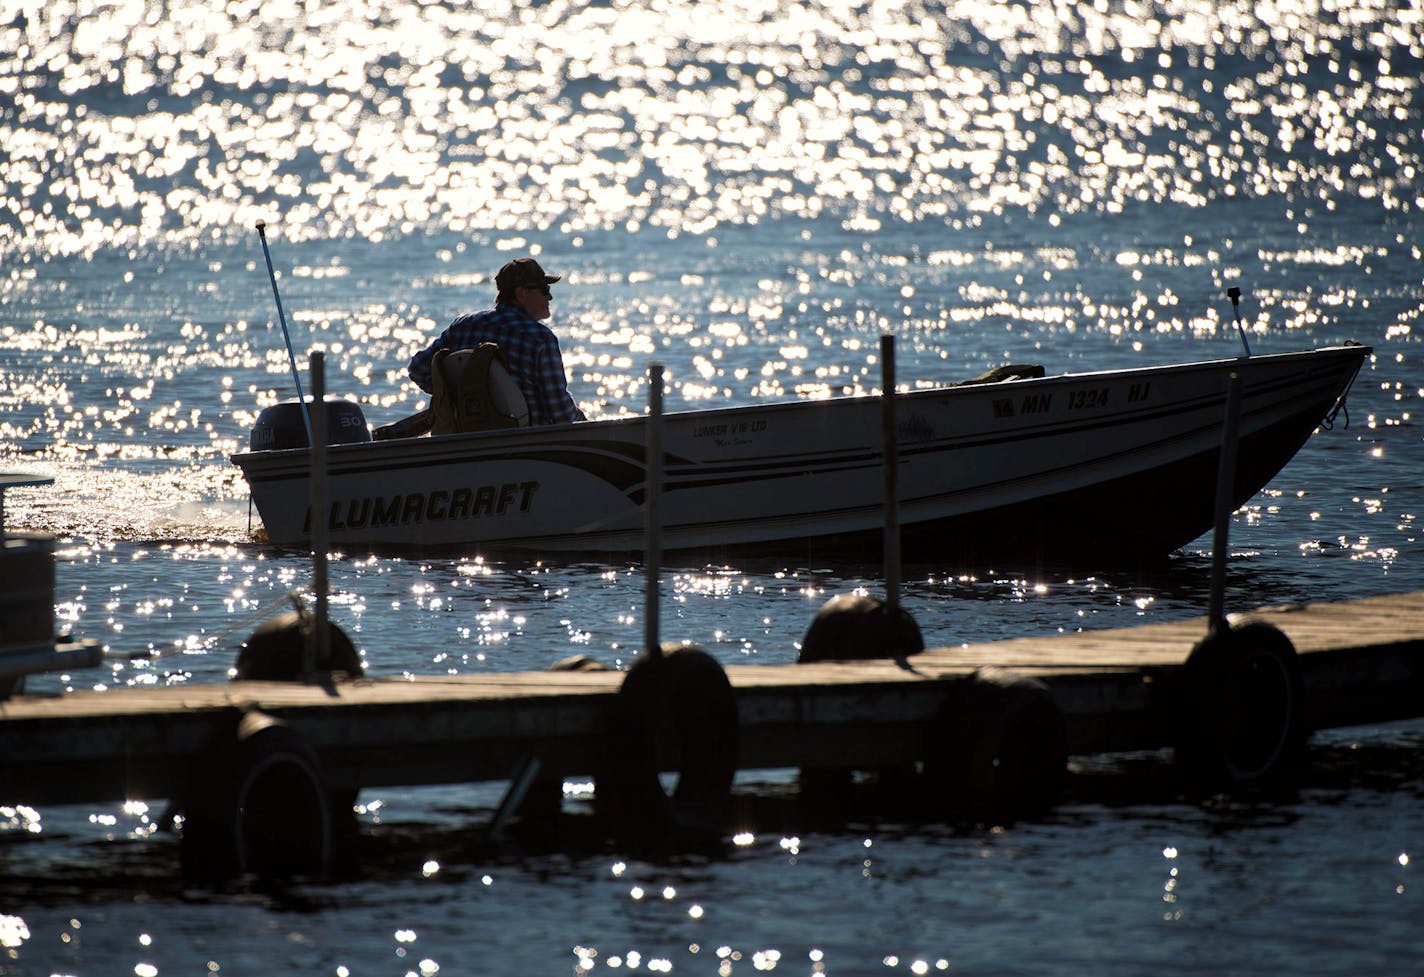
231, 345, 1368, 564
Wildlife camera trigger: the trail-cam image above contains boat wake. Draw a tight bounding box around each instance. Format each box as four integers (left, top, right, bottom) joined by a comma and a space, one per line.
0, 459, 255, 546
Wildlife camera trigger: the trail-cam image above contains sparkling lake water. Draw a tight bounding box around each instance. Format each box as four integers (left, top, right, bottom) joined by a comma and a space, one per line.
2, 0, 1423, 973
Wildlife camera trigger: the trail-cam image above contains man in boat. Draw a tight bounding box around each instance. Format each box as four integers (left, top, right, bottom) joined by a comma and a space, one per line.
408, 256, 585, 425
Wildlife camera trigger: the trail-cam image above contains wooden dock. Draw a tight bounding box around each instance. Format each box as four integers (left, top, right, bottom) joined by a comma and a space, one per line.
2, 590, 1420, 814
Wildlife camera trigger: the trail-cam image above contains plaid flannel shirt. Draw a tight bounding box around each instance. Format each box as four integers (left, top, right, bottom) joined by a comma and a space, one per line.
408, 304, 585, 425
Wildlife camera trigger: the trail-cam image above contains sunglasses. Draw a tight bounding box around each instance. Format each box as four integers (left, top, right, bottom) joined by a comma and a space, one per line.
523, 284, 552, 297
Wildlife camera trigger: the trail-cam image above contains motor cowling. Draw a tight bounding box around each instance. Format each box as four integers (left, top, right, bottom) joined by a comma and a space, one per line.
249, 400, 372, 452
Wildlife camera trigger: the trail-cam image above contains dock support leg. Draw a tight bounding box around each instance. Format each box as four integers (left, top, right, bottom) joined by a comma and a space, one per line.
487, 755, 546, 841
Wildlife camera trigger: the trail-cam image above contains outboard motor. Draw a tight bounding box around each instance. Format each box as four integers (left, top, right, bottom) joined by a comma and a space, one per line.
249, 399, 372, 451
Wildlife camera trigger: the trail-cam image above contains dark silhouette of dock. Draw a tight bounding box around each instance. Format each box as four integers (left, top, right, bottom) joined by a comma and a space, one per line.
2, 591, 1419, 820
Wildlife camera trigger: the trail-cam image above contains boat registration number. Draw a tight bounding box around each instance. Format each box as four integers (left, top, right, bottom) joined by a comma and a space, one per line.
1068, 387, 1110, 410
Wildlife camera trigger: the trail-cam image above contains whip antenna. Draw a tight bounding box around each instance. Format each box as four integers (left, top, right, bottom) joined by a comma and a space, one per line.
256, 220, 313, 446
1224, 287, 1247, 360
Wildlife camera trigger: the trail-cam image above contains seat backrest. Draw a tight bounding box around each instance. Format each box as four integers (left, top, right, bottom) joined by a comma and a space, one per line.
952, 363, 1046, 386
430, 344, 531, 435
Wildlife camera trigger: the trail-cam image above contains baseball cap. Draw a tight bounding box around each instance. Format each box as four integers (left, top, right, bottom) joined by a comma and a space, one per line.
495, 257, 561, 292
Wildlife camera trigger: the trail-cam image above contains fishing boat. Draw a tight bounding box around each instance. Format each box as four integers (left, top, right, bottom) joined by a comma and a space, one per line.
231, 343, 1368, 565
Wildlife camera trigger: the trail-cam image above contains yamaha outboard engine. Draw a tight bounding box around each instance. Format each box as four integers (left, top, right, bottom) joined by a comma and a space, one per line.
249, 399, 372, 451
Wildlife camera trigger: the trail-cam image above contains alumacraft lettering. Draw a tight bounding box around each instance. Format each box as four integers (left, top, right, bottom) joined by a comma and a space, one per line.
303, 481, 539, 533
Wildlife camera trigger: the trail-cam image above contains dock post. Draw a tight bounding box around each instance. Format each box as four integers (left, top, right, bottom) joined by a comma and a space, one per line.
645, 363, 664, 656
880, 335, 900, 614
797, 337, 922, 665
1207, 371, 1242, 634
309, 351, 330, 679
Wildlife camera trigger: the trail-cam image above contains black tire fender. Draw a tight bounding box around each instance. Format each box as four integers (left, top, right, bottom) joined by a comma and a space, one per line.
922, 666, 1067, 823
180, 710, 333, 882
799, 594, 923, 662
234, 609, 363, 681
1174, 621, 1306, 788
597, 644, 739, 847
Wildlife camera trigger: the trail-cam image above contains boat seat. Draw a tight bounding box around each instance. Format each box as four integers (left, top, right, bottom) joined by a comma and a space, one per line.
430, 344, 530, 435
